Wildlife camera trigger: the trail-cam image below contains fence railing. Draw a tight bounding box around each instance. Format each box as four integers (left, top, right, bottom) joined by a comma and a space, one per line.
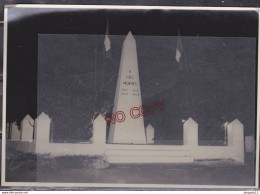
6, 112, 245, 163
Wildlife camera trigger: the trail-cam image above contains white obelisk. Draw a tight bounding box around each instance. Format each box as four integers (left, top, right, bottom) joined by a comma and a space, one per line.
108, 31, 146, 144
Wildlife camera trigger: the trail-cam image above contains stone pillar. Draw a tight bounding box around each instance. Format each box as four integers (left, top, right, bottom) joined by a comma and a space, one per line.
146, 124, 154, 144
92, 114, 106, 145
183, 117, 198, 146
245, 135, 254, 153
227, 119, 244, 163
20, 114, 34, 142
10, 122, 20, 141
35, 112, 51, 153
108, 31, 146, 144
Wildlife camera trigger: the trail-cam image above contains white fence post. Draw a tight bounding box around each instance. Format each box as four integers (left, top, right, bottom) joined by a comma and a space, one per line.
35, 112, 51, 153
227, 119, 244, 163
146, 124, 154, 144
183, 117, 198, 147
92, 114, 106, 145
20, 114, 34, 142
10, 122, 20, 141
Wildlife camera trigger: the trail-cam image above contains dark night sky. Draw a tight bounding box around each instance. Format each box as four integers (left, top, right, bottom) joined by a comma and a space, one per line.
37, 34, 256, 144
5, 7, 258, 144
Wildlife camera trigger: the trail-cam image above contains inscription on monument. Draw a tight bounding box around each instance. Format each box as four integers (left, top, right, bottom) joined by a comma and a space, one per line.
121, 71, 139, 96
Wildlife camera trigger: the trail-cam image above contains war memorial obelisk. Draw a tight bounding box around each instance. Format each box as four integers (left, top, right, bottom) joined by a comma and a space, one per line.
108, 32, 146, 144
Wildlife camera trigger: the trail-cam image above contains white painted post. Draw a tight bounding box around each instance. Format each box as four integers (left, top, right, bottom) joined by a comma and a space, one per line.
10, 122, 20, 141
146, 124, 154, 144
245, 135, 254, 153
183, 117, 198, 146
227, 119, 244, 163
20, 114, 34, 142
35, 112, 51, 153
92, 114, 106, 145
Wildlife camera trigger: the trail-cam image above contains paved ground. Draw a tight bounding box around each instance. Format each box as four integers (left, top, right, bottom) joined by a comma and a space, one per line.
35, 163, 255, 186
4, 147, 255, 187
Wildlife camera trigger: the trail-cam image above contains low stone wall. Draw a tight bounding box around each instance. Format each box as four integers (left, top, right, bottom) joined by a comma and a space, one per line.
191, 146, 238, 162
8, 113, 245, 164
9, 141, 36, 154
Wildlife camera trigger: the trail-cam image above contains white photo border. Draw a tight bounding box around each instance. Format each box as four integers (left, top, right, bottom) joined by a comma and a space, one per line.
1, 4, 259, 189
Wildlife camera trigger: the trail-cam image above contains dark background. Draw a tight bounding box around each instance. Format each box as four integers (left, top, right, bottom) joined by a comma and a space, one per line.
5, 7, 258, 144
38, 34, 256, 144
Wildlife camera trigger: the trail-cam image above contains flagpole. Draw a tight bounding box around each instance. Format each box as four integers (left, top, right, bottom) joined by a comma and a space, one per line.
186, 65, 196, 119
176, 30, 197, 119
182, 48, 197, 119
101, 19, 107, 91
101, 54, 105, 91
102, 18, 111, 91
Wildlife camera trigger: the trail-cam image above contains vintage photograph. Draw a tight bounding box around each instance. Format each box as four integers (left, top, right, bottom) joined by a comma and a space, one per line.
2, 5, 259, 188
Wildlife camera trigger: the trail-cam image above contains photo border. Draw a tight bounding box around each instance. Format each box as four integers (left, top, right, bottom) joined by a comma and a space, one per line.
1, 4, 259, 189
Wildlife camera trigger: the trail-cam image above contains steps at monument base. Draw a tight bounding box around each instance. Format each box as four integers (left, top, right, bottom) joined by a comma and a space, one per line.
105, 149, 191, 157
105, 149, 194, 164
107, 155, 194, 164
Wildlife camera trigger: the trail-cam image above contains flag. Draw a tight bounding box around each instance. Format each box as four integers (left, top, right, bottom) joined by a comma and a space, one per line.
103, 18, 112, 60
175, 30, 184, 63
104, 19, 111, 52
104, 35, 111, 52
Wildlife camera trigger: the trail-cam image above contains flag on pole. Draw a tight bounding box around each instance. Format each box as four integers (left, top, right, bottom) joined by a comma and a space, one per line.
104, 19, 111, 52
175, 30, 184, 63
103, 18, 112, 60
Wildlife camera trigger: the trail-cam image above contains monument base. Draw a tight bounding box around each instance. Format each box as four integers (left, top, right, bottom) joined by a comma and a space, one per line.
105, 149, 194, 164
